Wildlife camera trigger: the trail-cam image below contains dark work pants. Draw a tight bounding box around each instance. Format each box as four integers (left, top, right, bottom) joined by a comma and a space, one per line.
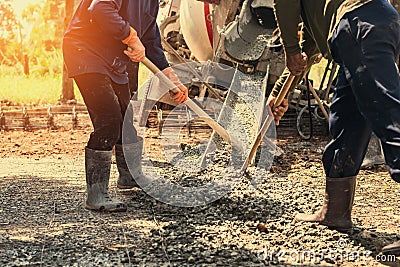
323, 0, 400, 181
74, 73, 138, 151
127, 61, 139, 98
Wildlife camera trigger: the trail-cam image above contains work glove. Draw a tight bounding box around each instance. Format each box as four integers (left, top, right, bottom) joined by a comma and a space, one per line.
122, 27, 146, 62
162, 67, 189, 104
267, 96, 289, 126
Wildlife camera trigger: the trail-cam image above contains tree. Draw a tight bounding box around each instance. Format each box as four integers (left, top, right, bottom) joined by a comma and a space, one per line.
0, 0, 19, 65
0, 1, 17, 38
61, 0, 76, 103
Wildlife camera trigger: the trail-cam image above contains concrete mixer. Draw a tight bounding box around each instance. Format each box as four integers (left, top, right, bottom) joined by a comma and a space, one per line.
144, 0, 383, 171
133, 0, 289, 170
179, 0, 214, 62
159, 0, 285, 98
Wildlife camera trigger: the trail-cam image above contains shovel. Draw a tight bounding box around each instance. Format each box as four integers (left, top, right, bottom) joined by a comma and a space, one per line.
240, 74, 295, 173
141, 57, 236, 147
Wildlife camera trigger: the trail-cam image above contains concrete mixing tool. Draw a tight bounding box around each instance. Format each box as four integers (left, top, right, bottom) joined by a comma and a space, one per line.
139, 56, 238, 148
137, 0, 286, 176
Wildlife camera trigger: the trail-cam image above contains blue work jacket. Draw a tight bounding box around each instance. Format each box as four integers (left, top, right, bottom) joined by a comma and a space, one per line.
63, 0, 169, 84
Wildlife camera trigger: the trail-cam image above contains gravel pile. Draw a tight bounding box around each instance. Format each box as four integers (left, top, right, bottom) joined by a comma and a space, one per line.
1, 137, 400, 266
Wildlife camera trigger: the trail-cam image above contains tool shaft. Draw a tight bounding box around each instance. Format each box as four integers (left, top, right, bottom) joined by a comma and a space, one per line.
141, 57, 233, 144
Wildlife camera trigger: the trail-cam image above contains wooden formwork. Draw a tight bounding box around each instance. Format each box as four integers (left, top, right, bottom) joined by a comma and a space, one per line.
146, 106, 214, 137
0, 105, 90, 131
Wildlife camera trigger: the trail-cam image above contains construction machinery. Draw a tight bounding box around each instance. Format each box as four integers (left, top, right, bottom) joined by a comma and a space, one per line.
136, 0, 288, 170
137, 0, 384, 170
160, 0, 284, 93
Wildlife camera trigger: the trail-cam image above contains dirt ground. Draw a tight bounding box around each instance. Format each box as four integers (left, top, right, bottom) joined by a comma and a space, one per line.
1, 119, 400, 267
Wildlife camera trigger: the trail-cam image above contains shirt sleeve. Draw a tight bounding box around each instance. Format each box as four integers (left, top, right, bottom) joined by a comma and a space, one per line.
89, 0, 131, 41
141, 7, 170, 71
274, 0, 302, 55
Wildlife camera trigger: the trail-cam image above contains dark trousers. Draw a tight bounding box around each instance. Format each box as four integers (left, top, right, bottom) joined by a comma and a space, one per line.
323, 0, 400, 181
127, 61, 139, 98
74, 73, 138, 151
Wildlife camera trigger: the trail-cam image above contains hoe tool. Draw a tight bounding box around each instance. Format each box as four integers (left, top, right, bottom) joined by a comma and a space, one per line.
141, 57, 238, 148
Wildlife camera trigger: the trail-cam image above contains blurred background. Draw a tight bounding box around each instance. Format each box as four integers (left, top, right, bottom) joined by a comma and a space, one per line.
0, 0, 158, 106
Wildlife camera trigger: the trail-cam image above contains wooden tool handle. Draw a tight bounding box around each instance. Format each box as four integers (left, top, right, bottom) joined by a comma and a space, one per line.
142, 58, 159, 74
273, 74, 295, 109
142, 58, 180, 94
307, 80, 329, 122
240, 74, 296, 173
141, 57, 234, 145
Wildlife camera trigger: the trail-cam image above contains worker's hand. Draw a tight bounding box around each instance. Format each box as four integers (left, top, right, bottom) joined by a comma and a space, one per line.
267, 96, 289, 126
170, 83, 189, 104
286, 52, 307, 76
313, 54, 323, 65
122, 27, 146, 62
162, 67, 189, 104
196, 0, 221, 4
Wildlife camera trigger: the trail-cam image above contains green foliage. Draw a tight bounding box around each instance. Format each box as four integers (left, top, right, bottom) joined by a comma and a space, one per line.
27, 0, 66, 75
31, 49, 63, 76
0, 0, 18, 39
0, 67, 81, 106
0, 0, 65, 75
29, 0, 64, 49
0, 62, 152, 105
0, 0, 20, 64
